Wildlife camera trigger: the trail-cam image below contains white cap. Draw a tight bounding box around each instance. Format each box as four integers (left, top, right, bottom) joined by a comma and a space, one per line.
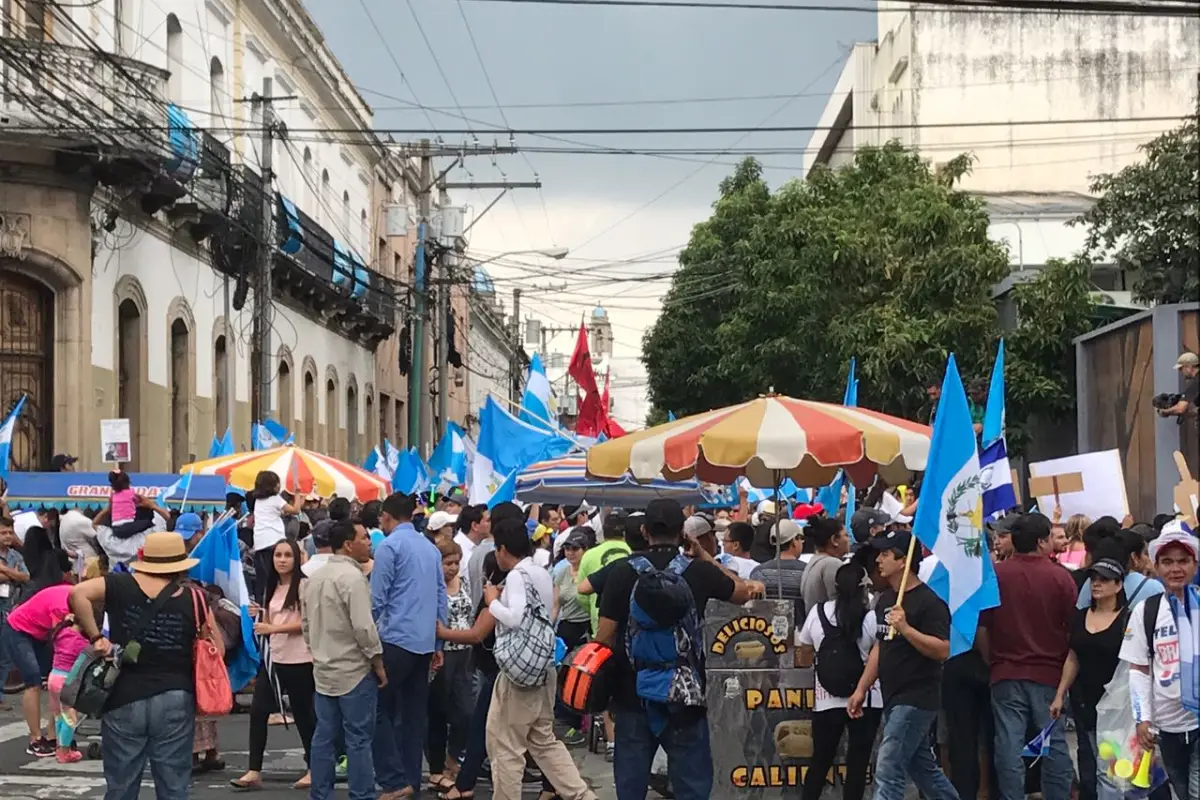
12, 511, 40, 544
427, 511, 458, 532
1149, 521, 1198, 562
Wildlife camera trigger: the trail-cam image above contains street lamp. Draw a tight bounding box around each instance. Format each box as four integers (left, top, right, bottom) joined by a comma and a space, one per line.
470, 247, 570, 267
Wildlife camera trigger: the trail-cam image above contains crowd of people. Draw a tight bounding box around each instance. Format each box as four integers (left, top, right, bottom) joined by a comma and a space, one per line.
0, 460, 1198, 800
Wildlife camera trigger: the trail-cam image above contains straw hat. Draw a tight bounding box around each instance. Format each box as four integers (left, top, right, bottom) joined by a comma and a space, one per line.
130, 532, 199, 574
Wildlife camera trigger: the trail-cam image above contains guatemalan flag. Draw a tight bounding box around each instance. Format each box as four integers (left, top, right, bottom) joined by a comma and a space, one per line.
471, 396, 571, 507
160, 469, 194, 504
912, 354, 1000, 657
518, 354, 555, 430
0, 395, 27, 479
979, 340, 1017, 519
392, 449, 430, 495
188, 516, 259, 691
252, 419, 292, 451
429, 422, 468, 491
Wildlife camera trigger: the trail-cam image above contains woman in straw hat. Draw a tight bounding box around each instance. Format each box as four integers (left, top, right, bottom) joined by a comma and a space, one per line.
69, 531, 220, 800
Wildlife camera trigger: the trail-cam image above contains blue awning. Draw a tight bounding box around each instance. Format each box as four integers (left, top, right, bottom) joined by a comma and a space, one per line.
332, 240, 368, 299
165, 104, 199, 181
278, 194, 303, 254
2, 472, 229, 513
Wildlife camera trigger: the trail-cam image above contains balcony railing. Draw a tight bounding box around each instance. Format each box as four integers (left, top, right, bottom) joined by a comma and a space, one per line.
0, 37, 169, 152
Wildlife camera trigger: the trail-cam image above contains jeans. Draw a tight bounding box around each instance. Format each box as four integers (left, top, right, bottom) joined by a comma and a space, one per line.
247, 661, 316, 771
454, 669, 496, 793
613, 707, 713, 800
873, 705, 959, 800
100, 689, 195, 800
373, 643, 432, 794
426, 648, 472, 775
1158, 728, 1200, 800
0, 597, 12, 683
802, 707, 881, 800
2, 619, 43, 688
942, 652, 999, 800
311, 675, 378, 800
991, 680, 1072, 800
1069, 691, 1099, 800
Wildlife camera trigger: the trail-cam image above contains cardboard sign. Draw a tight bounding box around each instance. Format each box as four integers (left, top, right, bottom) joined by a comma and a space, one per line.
100, 418, 131, 464
1173, 451, 1198, 526
1028, 450, 1128, 521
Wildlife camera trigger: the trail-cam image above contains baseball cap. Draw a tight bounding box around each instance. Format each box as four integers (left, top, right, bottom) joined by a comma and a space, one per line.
532, 523, 554, 542
427, 511, 458, 531
561, 529, 590, 550
50, 453, 78, 471
645, 499, 685, 537
1149, 521, 1198, 562
756, 500, 777, 518
987, 512, 1020, 534
868, 527, 915, 557
683, 515, 714, 539
1175, 352, 1199, 370
310, 519, 335, 548
174, 512, 204, 538
850, 508, 893, 543
1088, 557, 1126, 582
443, 488, 467, 507
792, 502, 825, 521
769, 519, 803, 546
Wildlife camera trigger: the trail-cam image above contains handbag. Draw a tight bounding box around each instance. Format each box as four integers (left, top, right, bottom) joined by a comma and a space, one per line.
493, 573, 557, 689
190, 588, 233, 716
61, 577, 178, 718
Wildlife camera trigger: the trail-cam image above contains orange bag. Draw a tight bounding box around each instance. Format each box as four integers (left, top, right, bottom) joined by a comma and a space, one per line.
559, 642, 614, 714
191, 589, 233, 717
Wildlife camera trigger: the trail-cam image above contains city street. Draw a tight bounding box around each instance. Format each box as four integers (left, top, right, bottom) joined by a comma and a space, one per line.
0, 704, 618, 800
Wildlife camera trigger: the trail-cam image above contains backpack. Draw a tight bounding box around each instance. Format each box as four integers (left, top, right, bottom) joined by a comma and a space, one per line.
1143, 593, 1163, 660
814, 603, 865, 699
493, 571, 557, 689
559, 641, 616, 714
625, 554, 705, 711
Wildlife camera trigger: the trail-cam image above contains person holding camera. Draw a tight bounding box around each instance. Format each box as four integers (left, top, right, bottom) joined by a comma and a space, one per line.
1156, 352, 1198, 420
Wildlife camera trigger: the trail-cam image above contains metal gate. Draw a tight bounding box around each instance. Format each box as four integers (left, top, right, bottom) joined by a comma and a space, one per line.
0, 269, 53, 471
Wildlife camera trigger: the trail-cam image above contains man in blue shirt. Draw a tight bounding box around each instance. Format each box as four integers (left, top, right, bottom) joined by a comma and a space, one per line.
370, 493, 447, 800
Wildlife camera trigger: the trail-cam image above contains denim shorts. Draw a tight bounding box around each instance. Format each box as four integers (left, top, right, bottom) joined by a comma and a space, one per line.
2, 619, 47, 689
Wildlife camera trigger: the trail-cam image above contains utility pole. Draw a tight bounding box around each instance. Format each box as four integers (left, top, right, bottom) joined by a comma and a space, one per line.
392, 137, 543, 451
250, 88, 275, 428
407, 140, 432, 454
511, 288, 522, 405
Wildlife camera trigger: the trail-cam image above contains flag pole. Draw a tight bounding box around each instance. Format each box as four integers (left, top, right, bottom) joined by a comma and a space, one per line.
177, 468, 195, 508
886, 529, 919, 640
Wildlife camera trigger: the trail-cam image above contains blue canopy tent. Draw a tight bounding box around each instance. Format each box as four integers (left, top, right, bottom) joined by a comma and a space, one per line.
1, 472, 228, 514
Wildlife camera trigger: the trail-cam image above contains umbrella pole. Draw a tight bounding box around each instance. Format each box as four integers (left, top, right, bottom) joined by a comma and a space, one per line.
773, 470, 783, 600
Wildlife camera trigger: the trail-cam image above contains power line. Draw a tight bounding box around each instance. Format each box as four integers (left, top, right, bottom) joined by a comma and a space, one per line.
457, 0, 1200, 16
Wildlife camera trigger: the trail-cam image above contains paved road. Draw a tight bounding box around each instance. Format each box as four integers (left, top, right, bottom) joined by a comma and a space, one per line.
0, 704, 618, 799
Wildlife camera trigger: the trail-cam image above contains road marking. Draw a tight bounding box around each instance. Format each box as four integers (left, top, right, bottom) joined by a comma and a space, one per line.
0, 721, 30, 744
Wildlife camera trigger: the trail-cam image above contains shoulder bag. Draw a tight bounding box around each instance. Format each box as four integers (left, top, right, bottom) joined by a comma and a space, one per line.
190, 588, 233, 716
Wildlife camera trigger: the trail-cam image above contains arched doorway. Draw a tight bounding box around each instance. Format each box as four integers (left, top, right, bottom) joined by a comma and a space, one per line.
303, 370, 316, 448
117, 299, 143, 469
170, 317, 191, 471
346, 382, 358, 463
0, 270, 54, 470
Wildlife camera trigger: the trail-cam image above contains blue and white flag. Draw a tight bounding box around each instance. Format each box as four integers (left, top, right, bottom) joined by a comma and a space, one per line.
207, 428, 235, 458
979, 439, 1018, 520
912, 354, 1000, 657
188, 516, 259, 691
667, 410, 677, 422
982, 340, 1005, 448
0, 395, 27, 479
392, 448, 430, 495
161, 469, 194, 504
429, 422, 468, 491
487, 469, 518, 509
470, 396, 571, 506
252, 419, 292, 451
518, 354, 555, 430
363, 439, 400, 482
842, 358, 859, 521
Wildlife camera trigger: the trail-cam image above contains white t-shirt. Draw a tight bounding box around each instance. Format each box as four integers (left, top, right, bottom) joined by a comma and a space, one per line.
454, 532, 477, 566
796, 600, 883, 712
717, 553, 759, 580
1120, 596, 1200, 734
253, 495, 287, 552
301, 552, 331, 578
533, 548, 551, 569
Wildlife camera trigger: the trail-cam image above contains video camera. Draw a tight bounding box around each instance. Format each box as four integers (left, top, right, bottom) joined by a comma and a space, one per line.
1152, 392, 1184, 410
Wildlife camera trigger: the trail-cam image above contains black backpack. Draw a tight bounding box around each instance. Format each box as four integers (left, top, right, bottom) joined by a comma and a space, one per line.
814, 603, 865, 699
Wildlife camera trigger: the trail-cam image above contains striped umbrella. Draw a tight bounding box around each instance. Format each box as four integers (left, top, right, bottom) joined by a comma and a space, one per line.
586, 396, 931, 489
516, 456, 708, 507
181, 445, 388, 502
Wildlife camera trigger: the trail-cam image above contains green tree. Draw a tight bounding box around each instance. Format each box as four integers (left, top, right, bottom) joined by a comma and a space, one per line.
1076, 110, 1200, 304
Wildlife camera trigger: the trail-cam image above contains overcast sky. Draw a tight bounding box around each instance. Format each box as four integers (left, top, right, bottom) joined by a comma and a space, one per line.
303, 0, 872, 362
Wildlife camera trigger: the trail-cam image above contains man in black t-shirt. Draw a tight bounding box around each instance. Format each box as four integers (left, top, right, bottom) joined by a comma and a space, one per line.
596, 499, 759, 800
848, 529, 959, 800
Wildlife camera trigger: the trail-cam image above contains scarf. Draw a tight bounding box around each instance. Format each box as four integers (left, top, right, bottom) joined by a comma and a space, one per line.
1166, 585, 1200, 716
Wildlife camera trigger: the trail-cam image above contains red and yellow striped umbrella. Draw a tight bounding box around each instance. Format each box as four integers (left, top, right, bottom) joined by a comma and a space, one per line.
587, 396, 931, 488
182, 445, 388, 502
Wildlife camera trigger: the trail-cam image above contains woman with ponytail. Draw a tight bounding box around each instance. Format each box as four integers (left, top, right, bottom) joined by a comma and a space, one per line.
796, 561, 882, 800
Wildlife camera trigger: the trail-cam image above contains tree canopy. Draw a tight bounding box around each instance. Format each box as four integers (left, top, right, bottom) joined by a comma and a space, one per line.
642, 143, 1094, 448
1076, 110, 1199, 305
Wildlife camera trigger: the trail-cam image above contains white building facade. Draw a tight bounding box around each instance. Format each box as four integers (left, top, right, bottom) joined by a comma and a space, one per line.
803, 4, 1199, 296
0, 0, 404, 472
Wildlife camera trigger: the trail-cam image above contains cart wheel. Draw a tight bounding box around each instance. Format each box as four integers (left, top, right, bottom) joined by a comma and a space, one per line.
87, 742, 101, 760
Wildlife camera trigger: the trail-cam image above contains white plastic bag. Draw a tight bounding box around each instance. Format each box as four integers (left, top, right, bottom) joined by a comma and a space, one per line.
1094, 661, 1168, 797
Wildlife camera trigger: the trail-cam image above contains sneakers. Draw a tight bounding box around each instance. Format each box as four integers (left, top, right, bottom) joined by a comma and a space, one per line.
605, 742, 615, 763
334, 756, 348, 782
56, 748, 84, 764
26, 738, 55, 758
561, 727, 586, 747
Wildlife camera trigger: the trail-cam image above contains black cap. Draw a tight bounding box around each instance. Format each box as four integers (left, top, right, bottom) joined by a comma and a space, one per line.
850, 508, 893, 543
444, 488, 467, 506
50, 453, 78, 471
868, 528, 915, 556
561, 529, 590, 550
645, 498, 685, 538
310, 519, 335, 548
1089, 557, 1125, 582
987, 512, 1020, 534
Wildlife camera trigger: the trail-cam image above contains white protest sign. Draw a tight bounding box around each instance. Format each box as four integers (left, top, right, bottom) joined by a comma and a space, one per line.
1028, 449, 1129, 521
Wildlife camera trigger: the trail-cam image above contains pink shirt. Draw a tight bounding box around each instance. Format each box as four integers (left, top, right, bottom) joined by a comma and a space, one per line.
7, 584, 73, 640
111, 489, 137, 523
268, 584, 311, 664
52, 626, 89, 672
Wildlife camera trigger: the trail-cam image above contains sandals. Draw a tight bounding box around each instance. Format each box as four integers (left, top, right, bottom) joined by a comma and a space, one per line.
228, 777, 263, 791
429, 775, 456, 792
437, 790, 473, 800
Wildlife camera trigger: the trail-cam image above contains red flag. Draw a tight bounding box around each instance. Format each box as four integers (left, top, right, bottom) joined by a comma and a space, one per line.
568, 323, 599, 395
603, 416, 628, 438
